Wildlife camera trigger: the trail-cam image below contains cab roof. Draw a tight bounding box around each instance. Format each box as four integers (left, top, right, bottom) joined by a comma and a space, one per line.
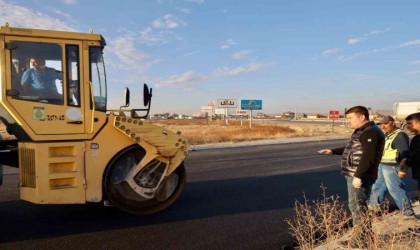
0, 24, 106, 45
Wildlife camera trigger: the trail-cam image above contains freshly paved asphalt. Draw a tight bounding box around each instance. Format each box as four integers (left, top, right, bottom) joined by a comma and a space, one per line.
0, 139, 418, 249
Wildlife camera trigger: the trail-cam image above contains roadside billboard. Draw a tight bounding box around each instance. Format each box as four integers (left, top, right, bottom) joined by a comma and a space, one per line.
201, 106, 213, 115
241, 100, 262, 110
218, 99, 237, 108
215, 108, 226, 115
236, 109, 250, 115
329, 110, 339, 120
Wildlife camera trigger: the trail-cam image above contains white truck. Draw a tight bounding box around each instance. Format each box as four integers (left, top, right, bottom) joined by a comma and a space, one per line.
393, 102, 420, 126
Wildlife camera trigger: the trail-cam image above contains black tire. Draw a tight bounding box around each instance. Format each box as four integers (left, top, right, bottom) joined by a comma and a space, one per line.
104, 145, 186, 215
0, 165, 3, 186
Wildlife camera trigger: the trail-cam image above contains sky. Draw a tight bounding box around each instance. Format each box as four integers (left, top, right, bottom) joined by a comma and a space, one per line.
1, 0, 420, 115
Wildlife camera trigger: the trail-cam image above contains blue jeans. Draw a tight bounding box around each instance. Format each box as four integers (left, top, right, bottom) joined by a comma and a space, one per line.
369, 163, 413, 214
345, 175, 375, 224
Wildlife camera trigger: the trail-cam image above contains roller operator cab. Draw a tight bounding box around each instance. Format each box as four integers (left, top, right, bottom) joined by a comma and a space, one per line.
0, 23, 189, 215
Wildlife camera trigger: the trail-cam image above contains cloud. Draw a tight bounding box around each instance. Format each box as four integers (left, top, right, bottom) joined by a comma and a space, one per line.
221, 39, 237, 49
355, 74, 376, 81
185, 0, 204, 4
177, 7, 191, 14
319, 78, 336, 85
322, 48, 341, 56
348, 28, 391, 45
152, 14, 187, 29
108, 35, 150, 74
347, 38, 361, 45
339, 35, 420, 61
120, 14, 186, 46
214, 62, 268, 76
338, 45, 394, 61
369, 29, 391, 35
231, 50, 253, 60
153, 61, 270, 91
405, 70, 420, 75
154, 71, 204, 88
113, 12, 188, 51
409, 60, 420, 65
0, 0, 74, 31
400, 39, 420, 48
51, 9, 72, 20
182, 50, 200, 57
138, 27, 166, 45
62, 0, 77, 5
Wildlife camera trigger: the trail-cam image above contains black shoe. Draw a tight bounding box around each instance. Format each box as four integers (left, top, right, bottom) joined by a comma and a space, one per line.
337, 240, 366, 249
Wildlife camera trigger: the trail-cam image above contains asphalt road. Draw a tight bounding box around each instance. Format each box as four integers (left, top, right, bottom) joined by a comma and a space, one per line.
0, 139, 417, 250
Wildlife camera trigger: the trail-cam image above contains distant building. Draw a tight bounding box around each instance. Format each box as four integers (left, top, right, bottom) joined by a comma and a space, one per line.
256, 113, 269, 118
178, 114, 189, 119
299, 113, 308, 118
307, 113, 326, 119
192, 112, 201, 118
150, 114, 168, 120
274, 111, 295, 119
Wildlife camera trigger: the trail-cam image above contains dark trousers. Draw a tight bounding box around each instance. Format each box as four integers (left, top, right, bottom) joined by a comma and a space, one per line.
345, 175, 375, 224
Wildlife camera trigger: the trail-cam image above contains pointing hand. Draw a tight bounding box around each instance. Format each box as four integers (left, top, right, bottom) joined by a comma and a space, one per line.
317, 149, 333, 155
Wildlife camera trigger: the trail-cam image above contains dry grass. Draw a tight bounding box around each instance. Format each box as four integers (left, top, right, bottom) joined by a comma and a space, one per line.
0, 118, 353, 144
149, 119, 352, 145
287, 186, 420, 250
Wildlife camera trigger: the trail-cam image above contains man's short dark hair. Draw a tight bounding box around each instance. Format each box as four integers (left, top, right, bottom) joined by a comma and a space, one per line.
407, 112, 420, 122
345, 105, 369, 120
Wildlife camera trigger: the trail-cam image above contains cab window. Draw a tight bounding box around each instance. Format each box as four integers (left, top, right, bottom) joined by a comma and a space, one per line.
89, 47, 107, 111
66, 45, 80, 106
10, 41, 63, 104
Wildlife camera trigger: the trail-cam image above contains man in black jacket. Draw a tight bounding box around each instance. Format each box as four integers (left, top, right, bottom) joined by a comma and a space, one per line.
318, 106, 384, 248
400, 112, 420, 204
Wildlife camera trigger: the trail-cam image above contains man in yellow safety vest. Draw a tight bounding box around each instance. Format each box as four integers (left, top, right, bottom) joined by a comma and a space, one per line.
369, 116, 415, 219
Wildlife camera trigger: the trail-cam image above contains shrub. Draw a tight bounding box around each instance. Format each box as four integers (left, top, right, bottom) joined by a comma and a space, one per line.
287, 186, 420, 249
286, 186, 350, 249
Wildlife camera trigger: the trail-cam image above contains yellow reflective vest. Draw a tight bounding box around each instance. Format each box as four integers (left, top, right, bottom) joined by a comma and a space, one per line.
381, 128, 403, 164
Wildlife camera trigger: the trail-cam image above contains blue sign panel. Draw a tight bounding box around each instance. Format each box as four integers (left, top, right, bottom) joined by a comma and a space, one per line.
241, 100, 262, 110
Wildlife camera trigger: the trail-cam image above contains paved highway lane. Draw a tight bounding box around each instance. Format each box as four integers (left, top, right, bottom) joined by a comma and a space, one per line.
0, 139, 417, 249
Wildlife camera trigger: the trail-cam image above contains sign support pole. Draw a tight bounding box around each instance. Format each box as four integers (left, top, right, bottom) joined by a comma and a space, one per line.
250, 110, 253, 128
